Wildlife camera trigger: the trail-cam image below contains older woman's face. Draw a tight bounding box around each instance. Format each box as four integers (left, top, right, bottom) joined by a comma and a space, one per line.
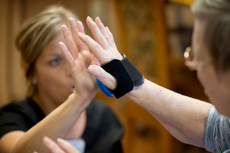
193, 18, 230, 117
33, 33, 74, 105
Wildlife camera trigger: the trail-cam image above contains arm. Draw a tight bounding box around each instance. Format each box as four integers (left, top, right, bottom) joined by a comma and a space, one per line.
127, 79, 212, 147
11, 95, 90, 153
0, 19, 98, 153
77, 16, 212, 148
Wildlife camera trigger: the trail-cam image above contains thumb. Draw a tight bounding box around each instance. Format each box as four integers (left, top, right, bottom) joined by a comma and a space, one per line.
88, 65, 116, 90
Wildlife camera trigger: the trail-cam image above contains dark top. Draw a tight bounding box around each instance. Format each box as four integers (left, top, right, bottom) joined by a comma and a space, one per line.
0, 98, 123, 153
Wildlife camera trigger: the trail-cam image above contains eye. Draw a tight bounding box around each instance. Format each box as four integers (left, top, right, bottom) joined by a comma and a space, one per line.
51, 58, 60, 66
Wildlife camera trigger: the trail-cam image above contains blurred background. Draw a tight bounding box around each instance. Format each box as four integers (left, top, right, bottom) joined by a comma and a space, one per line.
0, 0, 210, 152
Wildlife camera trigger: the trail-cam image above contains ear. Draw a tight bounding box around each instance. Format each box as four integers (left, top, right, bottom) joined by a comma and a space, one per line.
32, 70, 38, 85
32, 78, 37, 84
22, 61, 29, 71
30, 66, 38, 85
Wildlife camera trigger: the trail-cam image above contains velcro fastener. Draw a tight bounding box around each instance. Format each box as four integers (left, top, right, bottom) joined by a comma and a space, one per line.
102, 59, 133, 99
101, 54, 144, 99
121, 54, 144, 86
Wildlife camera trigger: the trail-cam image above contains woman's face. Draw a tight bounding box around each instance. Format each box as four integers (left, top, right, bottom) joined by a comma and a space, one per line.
33, 33, 75, 106
193, 18, 230, 117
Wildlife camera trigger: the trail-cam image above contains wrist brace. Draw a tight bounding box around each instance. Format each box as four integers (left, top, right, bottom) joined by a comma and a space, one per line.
99, 54, 144, 98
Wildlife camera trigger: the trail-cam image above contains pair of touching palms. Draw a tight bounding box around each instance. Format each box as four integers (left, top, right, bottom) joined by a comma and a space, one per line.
60, 16, 121, 107
42, 17, 120, 153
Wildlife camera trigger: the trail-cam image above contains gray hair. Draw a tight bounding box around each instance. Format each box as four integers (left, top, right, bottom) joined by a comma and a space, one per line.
191, 0, 230, 71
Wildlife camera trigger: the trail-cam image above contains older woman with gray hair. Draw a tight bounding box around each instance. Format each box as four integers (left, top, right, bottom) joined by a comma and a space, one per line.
55, 0, 230, 153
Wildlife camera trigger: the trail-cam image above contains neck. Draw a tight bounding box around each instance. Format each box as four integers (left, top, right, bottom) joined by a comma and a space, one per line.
32, 93, 58, 116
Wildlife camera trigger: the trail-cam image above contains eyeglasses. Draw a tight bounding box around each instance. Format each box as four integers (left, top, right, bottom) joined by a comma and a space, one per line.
184, 46, 212, 70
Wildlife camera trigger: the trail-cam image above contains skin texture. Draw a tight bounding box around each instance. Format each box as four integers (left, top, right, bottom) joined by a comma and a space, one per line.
0, 19, 98, 153
193, 19, 230, 117
42, 136, 80, 153
60, 16, 229, 148
41, 16, 230, 152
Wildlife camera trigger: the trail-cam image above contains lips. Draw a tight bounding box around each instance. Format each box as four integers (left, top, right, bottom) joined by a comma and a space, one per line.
71, 85, 75, 93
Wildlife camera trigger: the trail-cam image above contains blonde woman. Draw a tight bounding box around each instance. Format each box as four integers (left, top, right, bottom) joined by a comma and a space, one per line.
0, 6, 123, 153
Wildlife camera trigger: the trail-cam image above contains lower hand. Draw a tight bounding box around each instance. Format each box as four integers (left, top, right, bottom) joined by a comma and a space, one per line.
42, 136, 80, 153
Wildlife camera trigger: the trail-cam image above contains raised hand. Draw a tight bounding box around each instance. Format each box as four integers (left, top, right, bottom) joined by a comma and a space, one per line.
59, 18, 98, 107
77, 17, 122, 90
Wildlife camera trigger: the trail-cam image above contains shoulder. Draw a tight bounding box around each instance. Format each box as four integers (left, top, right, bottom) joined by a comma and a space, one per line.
0, 98, 44, 138
0, 97, 44, 121
0, 99, 31, 118
1, 99, 29, 112
204, 106, 230, 153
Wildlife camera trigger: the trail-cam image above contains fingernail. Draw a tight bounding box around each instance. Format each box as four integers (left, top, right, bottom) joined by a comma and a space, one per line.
78, 32, 83, 35
69, 17, 74, 20
58, 42, 66, 50
89, 66, 94, 73
43, 136, 50, 144
69, 18, 76, 26
43, 136, 48, 141
87, 16, 93, 22
77, 21, 82, 26
97, 17, 101, 23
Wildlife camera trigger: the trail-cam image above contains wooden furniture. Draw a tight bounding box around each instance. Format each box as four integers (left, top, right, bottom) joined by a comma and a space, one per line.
169, 0, 195, 5
165, 1, 210, 153
0, 0, 209, 153
95, 0, 173, 152
0, 1, 172, 152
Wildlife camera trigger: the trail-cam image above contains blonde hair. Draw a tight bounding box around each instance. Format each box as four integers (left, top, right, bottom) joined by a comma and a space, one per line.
15, 5, 78, 96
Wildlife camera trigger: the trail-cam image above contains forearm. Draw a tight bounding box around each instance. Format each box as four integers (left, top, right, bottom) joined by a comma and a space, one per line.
127, 79, 212, 147
77, 16, 212, 147
12, 94, 88, 153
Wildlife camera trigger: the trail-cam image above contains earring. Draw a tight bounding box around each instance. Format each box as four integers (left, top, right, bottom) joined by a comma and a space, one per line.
32, 78, 37, 84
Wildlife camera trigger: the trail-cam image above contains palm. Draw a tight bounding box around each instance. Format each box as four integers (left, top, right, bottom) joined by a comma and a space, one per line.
59, 19, 99, 106
72, 50, 98, 100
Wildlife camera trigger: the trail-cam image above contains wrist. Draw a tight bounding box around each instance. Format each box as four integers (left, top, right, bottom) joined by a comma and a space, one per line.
67, 93, 92, 111
126, 79, 145, 97
100, 54, 144, 99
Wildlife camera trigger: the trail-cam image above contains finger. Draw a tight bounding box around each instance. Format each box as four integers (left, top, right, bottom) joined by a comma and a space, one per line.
88, 65, 116, 90
105, 26, 118, 50
77, 21, 89, 51
92, 54, 100, 66
69, 18, 82, 53
86, 16, 110, 50
95, 17, 109, 43
78, 33, 111, 64
57, 138, 80, 153
43, 136, 65, 153
61, 25, 78, 59
59, 42, 78, 74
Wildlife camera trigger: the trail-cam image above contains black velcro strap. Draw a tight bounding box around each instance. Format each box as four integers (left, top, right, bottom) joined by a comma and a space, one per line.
102, 59, 133, 99
121, 54, 144, 86
101, 54, 144, 99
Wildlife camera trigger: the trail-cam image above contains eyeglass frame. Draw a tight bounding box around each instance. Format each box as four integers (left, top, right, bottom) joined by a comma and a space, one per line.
184, 46, 212, 70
